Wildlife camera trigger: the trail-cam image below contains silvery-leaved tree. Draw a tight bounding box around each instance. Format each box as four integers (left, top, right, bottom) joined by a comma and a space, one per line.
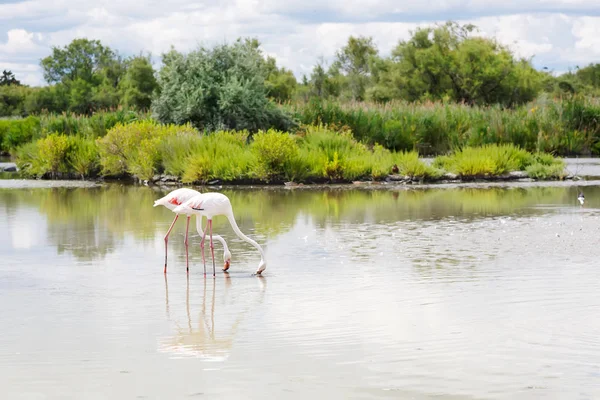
152, 38, 295, 134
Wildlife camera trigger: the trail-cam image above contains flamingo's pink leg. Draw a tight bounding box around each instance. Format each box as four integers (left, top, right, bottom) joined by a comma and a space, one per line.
200, 218, 210, 277
185, 215, 190, 273
163, 214, 179, 274
209, 219, 216, 277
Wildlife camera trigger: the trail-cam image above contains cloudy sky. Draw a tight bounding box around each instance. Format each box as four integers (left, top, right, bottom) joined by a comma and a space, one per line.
1, 0, 600, 86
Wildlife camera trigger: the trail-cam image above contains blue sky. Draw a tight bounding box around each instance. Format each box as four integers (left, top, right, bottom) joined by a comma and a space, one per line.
1, 0, 600, 86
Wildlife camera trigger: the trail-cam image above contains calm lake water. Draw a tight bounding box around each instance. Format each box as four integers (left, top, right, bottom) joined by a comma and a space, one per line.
2, 180, 600, 399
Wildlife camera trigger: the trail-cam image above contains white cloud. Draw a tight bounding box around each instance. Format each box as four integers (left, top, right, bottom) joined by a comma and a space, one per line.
0, 0, 599, 86
0, 29, 43, 54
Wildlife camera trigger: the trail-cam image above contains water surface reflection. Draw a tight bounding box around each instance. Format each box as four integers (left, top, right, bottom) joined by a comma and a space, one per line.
1, 183, 597, 264
159, 274, 266, 362
2, 183, 600, 399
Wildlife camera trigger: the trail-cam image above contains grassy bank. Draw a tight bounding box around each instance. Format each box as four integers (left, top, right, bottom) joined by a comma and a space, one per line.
11, 120, 566, 184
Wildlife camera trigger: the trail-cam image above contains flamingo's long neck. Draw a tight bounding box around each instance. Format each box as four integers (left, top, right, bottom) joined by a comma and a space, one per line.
225, 211, 265, 261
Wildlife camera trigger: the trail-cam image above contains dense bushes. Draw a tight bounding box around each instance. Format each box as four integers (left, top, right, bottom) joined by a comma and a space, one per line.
286, 95, 600, 156
15, 134, 100, 178
0, 116, 41, 154
96, 120, 197, 180
13, 120, 566, 183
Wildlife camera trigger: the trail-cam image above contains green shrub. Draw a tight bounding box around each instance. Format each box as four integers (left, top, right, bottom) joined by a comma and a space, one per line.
97, 120, 197, 179
394, 151, 441, 178
526, 162, 566, 180
434, 144, 533, 177
282, 155, 311, 182
160, 134, 203, 177
297, 125, 370, 180
532, 151, 558, 166
180, 130, 254, 184
37, 133, 71, 177
14, 141, 41, 177
0, 116, 41, 153
251, 129, 299, 180
68, 136, 100, 178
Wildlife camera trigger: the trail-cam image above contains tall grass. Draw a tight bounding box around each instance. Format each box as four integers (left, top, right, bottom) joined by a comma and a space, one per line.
0, 109, 148, 154
39, 109, 146, 138
285, 95, 600, 156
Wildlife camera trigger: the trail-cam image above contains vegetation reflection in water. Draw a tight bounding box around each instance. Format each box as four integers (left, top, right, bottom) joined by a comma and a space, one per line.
0, 183, 593, 264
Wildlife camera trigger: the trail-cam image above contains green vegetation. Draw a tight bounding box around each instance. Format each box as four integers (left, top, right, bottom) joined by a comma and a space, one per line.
432, 144, 566, 179
12, 120, 566, 183
14, 134, 100, 179
3, 21, 600, 126
0, 19, 592, 184
152, 38, 294, 132
0, 110, 145, 155
287, 95, 600, 156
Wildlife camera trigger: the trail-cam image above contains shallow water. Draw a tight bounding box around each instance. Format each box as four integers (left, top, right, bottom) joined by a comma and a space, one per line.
2, 183, 600, 399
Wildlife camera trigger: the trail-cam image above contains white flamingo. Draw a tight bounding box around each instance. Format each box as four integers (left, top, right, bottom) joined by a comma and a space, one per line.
153, 188, 231, 273
173, 192, 267, 276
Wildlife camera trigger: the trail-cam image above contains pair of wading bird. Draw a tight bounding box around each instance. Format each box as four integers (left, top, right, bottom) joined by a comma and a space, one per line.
154, 188, 266, 276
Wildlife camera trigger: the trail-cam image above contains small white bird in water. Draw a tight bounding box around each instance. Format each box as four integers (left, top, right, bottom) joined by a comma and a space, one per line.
578, 191, 585, 206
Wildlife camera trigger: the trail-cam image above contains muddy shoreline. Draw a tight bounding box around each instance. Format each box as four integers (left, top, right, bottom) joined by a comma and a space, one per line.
1, 174, 595, 192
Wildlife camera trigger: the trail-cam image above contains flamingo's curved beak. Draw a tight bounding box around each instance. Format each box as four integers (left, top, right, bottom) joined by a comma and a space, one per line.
223, 260, 231, 271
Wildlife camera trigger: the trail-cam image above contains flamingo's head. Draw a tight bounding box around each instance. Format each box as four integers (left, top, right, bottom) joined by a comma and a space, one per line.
153, 197, 168, 208
255, 259, 266, 275
172, 203, 194, 215
223, 250, 232, 271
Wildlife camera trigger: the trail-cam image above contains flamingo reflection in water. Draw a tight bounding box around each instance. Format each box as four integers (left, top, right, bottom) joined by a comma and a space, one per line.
158, 275, 266, 361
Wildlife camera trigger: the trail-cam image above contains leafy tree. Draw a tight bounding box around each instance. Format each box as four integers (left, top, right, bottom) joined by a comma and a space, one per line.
39, 38, 128, 113
366, 57, 400, 102
264, 57, 297, 102
119, 55, 158, 110
308, 59, 342, 99
383, 21, 543, 106
0, 70, 21, 86
309, 63, 327, 97
0, 85, 31, 116
40, 38, 118, 85
333, 36, 378, 100
152, 38, 294, 132
551, 64, 600, 96
575, 63, 600, 89
24, 85, 69, 114
69, 78, 95, 114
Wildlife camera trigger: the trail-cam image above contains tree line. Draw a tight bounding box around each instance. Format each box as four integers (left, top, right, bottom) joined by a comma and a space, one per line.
1, 21, 600, 131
